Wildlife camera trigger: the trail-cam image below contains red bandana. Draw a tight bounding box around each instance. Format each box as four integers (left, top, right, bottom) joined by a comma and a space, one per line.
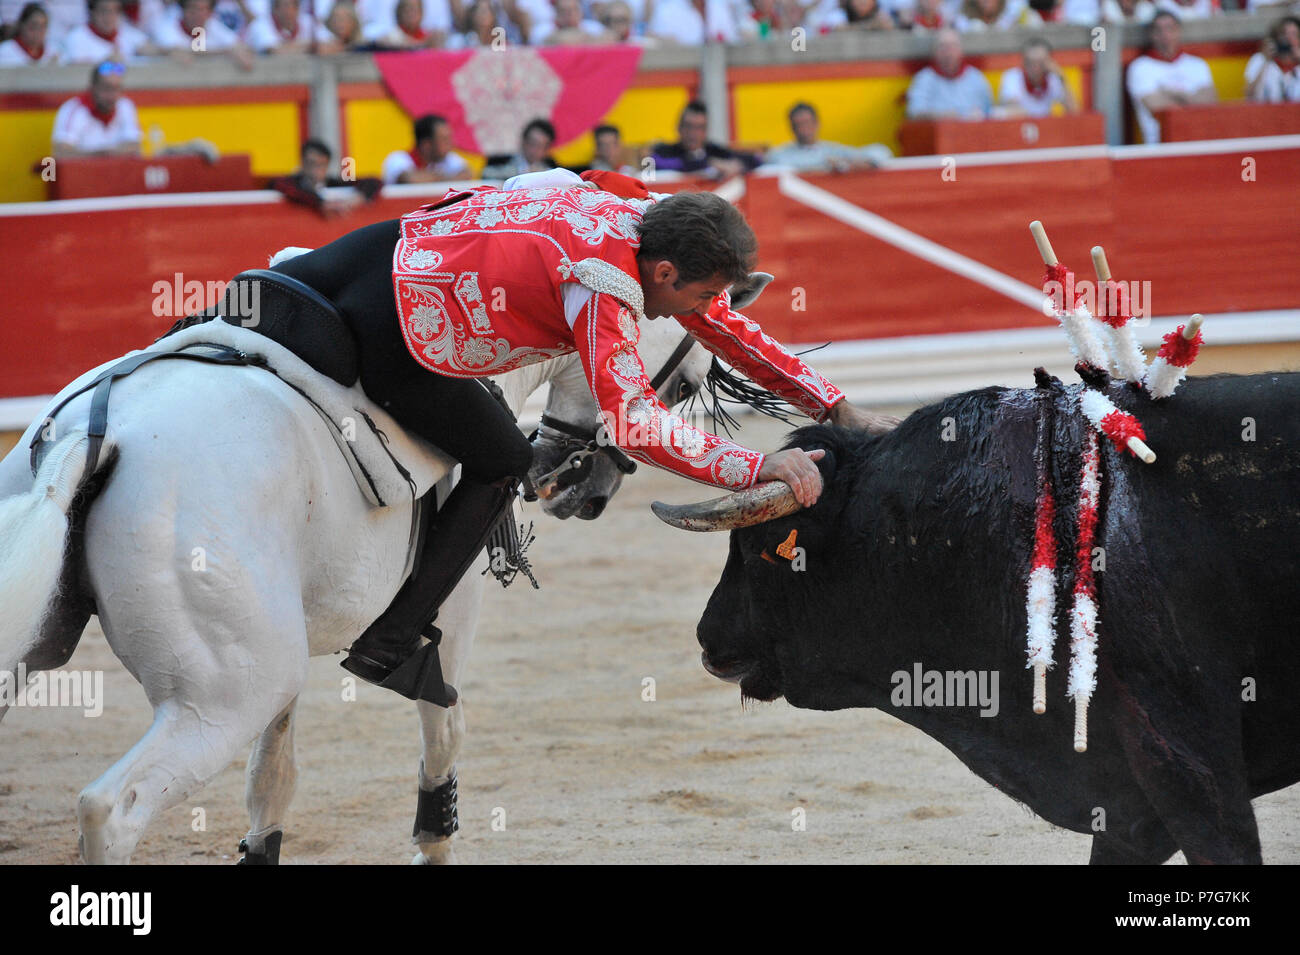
79, 90, 116, 125
399, 22, 427, 40
914, 11, 944, 27
89, 21, 119, 43
15, 35, 44, 60
1024, 69, 1049, 97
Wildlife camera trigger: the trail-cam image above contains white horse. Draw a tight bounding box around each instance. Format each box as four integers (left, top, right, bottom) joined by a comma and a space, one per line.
0, 308, 711, 864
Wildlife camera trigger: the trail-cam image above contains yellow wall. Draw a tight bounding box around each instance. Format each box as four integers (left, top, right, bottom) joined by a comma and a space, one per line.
0, 99, 303, 203
733, 67, 1086, 155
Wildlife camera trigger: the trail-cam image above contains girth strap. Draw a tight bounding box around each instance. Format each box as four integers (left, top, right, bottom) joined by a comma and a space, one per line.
31, 344, 263, 477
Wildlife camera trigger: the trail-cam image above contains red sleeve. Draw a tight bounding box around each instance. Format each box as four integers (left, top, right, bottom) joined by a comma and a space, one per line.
572, 290, 767, 490
673, 290, 845, 422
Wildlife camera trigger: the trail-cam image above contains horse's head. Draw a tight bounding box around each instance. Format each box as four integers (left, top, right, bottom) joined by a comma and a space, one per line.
529, 315, 711, 520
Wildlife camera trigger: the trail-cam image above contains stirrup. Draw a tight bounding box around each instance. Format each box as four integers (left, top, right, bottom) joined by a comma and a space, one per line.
341, 627, 457, 708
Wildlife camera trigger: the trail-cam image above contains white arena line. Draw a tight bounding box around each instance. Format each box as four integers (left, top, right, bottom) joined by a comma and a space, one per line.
778, 170, 1046, 311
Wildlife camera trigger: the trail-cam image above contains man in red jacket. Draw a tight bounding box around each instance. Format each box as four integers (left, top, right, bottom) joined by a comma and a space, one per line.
271, 169, 886, 700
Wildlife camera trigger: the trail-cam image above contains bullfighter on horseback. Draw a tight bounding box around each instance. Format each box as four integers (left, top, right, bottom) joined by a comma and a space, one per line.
265, 167, 884, 702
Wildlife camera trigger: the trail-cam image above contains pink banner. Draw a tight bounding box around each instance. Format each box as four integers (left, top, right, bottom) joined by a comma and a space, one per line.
373, 45, 643, 156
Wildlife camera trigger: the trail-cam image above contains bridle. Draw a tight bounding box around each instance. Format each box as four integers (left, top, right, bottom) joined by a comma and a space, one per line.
525, 331, 697, 500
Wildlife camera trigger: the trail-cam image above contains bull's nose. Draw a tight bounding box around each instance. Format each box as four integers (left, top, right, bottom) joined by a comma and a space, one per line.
701, 650, 751, 684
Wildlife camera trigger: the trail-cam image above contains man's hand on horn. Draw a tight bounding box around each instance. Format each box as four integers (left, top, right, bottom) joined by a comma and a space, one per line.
758, 448, 826, 508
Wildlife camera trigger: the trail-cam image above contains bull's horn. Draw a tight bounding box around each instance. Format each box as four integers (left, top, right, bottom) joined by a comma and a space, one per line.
651, 481, 801, 532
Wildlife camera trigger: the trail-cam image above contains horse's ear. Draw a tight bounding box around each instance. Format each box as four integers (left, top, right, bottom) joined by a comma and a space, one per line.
729, 272, 774, 310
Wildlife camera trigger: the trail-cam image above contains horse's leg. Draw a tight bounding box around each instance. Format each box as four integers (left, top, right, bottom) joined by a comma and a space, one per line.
412, 570, 486, 865
240, 697, 299, 865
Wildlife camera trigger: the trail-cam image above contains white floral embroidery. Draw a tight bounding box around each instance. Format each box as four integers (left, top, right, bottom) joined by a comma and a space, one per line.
511, 201, 546, 222
460, 337, 495, 366
427, 219, 456, 236
409, 305, 443, 339
676, 426, 707, 459
404, 248, 442, 271
476, 208, 505, 228
718, 454, 751, 487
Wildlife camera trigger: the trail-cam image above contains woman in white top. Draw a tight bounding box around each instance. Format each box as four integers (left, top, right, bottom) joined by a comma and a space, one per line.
0, 2, 61, 64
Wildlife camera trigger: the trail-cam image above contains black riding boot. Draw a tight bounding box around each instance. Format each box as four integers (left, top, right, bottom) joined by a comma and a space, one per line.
341, 476, 521, 705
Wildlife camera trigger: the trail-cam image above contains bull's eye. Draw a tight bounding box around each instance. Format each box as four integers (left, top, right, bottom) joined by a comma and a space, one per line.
676, 379, 696, 403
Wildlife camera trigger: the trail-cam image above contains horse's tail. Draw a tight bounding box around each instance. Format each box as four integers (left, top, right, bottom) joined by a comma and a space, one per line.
0, 430, 97, 684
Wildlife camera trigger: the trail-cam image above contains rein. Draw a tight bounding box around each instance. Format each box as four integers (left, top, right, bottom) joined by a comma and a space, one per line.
526, 331, 696, 498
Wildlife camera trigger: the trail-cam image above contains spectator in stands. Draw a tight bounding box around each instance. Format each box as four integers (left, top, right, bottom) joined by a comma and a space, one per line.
482, 117, 559, 178
318, 0, 363, 50
247, 0, 327, 50
533, 0, 608, 42
738, 0, 805, 38
1246, 15, 1300, 102
897, 0, 951, 30
1125, 10, 1215, 143
647, 0, 740, 45
650, 100, 763, 177
821, 0, 895, 29
1101, 0, 1156, 23
120, 0, 167, 34
600, 0, 651, 42
998, 37, 1078, 117
151, 0, 252, 65
447, 0, 499, 45
0, 2, 60, 63
954, 0, 1026, 31
271, 137, 383, 215
382, 113, 470, 182
764, 101, 892, 170
61, 0, 153, 62
373, 0, 445, 46
582, 122, 641, 173
1021, 0, 1099, 25
51, 59, 141, 156
1154, 0, 1217, 20
2, 0, 86, 40
906, 28, 992, 119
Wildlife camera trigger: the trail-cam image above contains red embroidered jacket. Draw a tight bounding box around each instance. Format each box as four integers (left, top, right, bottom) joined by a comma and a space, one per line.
391, 184, 843, 490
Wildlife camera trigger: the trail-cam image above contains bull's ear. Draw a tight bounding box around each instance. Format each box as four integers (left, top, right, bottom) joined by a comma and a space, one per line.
729, 272, 775, 310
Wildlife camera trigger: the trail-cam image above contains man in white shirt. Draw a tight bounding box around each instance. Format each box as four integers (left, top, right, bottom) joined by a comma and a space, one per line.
1246, 16, 1300, 102
51, 60, 142, 156
906, 27, 993, 120
381, 113, 471, 184
764, 102, 892, 170
150, 0, 240, 50
531, 0, 607, 42
246, 0, 331, 50
647, 0, 740, 44
1125, 11, 1215, 143
998, 36, 1078, 117
61, 0, 153, 62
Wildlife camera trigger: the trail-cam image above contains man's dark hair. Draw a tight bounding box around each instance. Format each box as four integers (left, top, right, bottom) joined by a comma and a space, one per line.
788, 102, 816, 124
1151, 9, 1179, 29
523, 118, 556, 143
301, 137, 331, 160
19, 2, 47, 22
593, 123, 619, 140
1023, 35, 1051, 54
681, 100, 708, 121
637, 192, 757, 286
413, 113, 447, 144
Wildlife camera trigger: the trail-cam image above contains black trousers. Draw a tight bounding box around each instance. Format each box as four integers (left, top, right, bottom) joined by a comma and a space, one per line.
271, 219, 532, 483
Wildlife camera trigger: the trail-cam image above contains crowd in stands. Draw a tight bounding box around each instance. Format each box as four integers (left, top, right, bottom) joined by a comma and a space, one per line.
2, 0, 1299, 64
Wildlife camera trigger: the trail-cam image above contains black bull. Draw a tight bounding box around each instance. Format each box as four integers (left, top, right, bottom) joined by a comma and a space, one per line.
695, 372, 1300, 864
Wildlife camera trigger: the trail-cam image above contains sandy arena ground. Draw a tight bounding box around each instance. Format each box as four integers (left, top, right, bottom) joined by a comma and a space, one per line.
0, 410, 1297, 865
